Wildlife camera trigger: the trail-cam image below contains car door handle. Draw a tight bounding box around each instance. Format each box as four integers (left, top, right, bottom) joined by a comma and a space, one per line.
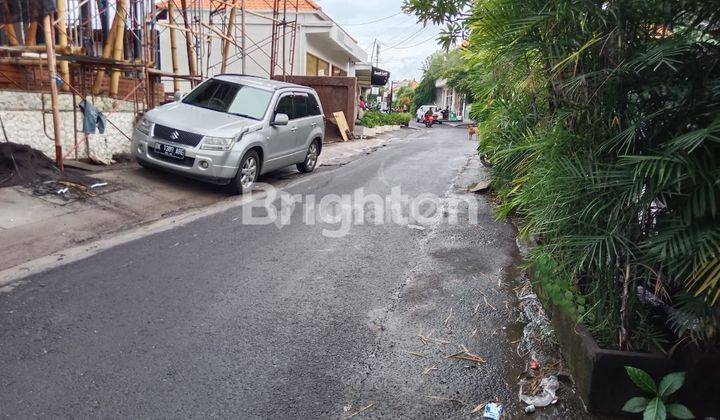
311, 122, 317, 127
290, 126, 298, 132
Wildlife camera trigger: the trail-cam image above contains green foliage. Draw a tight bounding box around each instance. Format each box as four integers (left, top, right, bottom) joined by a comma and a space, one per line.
412, 77, 436, 112
623, 367, 694, 419
360, 111, 412, 128
408, 0, 720, 350
403, 0, 472, 49
393, 86, 415, 110
533, 251, 581, 319
412, 50, 472, 111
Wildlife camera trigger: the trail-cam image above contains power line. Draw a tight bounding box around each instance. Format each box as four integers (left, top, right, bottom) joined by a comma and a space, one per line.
382, 33, 439, 50
339, 11, 403, 26
380, 25, 428, 49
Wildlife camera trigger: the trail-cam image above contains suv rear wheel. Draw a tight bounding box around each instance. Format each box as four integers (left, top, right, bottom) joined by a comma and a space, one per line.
297, 140, 319, 173
227, 150, 259, 195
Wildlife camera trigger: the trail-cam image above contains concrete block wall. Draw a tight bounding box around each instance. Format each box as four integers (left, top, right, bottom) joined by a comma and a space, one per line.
0, 90, 137, 162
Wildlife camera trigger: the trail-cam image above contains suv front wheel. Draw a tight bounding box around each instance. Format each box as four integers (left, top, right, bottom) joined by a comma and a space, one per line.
297, 140, 319, 173
227, 150, 259, 195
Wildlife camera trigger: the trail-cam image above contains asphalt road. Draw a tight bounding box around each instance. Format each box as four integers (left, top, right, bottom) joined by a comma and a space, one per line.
0, 125, 570, 418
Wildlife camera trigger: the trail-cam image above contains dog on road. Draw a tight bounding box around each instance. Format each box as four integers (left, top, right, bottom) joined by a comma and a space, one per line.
467, 124, 478, 141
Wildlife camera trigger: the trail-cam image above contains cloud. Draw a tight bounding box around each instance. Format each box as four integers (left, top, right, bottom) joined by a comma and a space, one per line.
316, 0, 443, 81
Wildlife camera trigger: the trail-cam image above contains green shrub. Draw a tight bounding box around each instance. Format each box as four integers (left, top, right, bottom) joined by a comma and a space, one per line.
360, 112, 411, 128
407, 0, 720, 351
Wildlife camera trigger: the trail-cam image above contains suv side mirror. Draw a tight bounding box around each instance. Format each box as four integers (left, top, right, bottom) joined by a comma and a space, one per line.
272, 113, 289, 126
173, 91, 185, 102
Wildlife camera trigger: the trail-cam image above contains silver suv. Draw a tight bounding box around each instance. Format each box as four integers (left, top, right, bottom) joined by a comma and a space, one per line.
132, 74, 324, 194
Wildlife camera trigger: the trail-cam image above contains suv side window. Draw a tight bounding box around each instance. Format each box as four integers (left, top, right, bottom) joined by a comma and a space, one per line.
293, 94, 309, 119
275, 94, 294, 119
307, 94, 321, 116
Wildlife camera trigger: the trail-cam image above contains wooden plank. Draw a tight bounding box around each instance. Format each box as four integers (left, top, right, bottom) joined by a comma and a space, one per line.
333, 111, 350, 142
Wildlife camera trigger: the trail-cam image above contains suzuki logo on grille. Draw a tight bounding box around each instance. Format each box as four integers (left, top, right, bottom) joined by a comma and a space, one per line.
170, 130, 180, 140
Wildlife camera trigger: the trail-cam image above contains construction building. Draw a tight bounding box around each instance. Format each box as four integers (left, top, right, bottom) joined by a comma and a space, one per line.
0, 0, 376, 167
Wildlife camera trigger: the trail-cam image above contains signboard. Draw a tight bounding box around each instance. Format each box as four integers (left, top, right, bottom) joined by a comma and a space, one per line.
371, 87, 379, 95
371, 67, 390, 86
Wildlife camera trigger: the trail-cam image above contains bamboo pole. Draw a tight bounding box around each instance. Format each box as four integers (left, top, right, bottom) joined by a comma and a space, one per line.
220, 0, 237, 73
57, 0, 70, 91
168, 0, 180, 92
179, 0, 197, 83
241, 0, 245, 73
42, 15, 63, 170
91, 8, 121, 94
25, 22, 38, 46
109, 0, 128, 96
1, 5, 19, 46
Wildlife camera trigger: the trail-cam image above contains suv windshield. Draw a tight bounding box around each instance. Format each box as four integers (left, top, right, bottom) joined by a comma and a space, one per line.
182, 79, 272, 120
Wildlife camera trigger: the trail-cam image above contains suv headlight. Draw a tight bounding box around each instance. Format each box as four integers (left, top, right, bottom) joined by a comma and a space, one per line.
136, 116, 152, 136
201, 136, 236, 151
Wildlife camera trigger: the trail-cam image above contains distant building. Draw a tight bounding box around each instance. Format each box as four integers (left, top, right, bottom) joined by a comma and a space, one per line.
435, 78, 470, 121
156, 0, 368, 92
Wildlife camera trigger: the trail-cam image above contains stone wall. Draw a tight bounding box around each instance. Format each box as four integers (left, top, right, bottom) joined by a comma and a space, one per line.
0, 90, 137, 162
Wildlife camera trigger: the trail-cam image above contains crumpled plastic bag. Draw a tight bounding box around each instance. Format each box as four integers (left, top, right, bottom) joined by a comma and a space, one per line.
482, 402, 503, 419
519, 375, 559, 407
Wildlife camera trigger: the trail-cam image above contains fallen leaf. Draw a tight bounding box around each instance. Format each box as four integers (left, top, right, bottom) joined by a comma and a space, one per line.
470, 403, 486, 413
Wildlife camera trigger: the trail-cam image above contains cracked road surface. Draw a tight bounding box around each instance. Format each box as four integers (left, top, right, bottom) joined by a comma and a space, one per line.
1, 126, 537, 418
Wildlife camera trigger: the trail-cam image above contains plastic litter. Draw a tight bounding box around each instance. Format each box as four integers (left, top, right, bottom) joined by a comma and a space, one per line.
57, 187, 69, 195
90, 182, 108, 188
519, 375, 559, 407
524, 404, 536, 414
482, 402, 503, 419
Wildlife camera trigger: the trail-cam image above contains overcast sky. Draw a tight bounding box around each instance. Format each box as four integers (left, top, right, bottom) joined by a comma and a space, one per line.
316, 0, 443, 82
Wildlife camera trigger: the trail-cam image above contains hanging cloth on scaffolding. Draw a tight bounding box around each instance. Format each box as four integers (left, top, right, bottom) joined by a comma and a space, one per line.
0, 0, 56, 24
78, 99, 107, 134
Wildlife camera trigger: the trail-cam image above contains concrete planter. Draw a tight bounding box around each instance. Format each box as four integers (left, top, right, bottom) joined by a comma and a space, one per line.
539, 287, 720, 417
356, 126, 376, 137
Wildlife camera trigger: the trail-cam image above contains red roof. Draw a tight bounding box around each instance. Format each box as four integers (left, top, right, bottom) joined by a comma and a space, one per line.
159, 0, 320, 11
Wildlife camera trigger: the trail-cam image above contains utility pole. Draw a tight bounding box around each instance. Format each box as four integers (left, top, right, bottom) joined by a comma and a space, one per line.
388, 80, 394, 113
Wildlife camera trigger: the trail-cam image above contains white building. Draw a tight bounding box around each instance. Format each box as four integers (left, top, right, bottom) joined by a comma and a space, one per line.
435, 78, 470, 122
156, 0, 368, 92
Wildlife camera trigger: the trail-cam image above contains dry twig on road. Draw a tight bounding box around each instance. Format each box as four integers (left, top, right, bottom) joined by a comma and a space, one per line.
345, 403, 375, 419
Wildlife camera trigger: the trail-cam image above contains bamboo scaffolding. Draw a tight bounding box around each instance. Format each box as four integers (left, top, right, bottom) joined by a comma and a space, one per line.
56, 0, 70, 91
109, 0, 128, 96
179, 0, 197, 82
25, 22, 38, 46
92, 3, 122, 94
42, 15, 63, 170
220, 0, 237, 73
168, 0, 180, 92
